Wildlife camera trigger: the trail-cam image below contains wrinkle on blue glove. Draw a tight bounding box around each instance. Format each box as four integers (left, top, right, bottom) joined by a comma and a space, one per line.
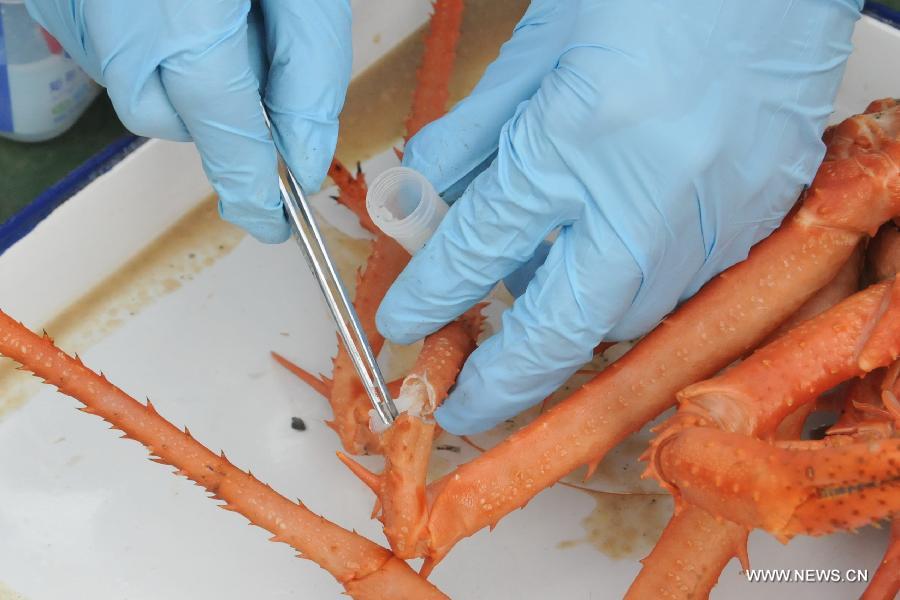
379, 0, 863, 435
25, 0, 352, 244
436, 221, 642, 435
402, 0, 574, 195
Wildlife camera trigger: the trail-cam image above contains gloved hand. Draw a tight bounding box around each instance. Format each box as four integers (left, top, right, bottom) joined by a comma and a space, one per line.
377, 0, 863, 435
25, 0, 351, 243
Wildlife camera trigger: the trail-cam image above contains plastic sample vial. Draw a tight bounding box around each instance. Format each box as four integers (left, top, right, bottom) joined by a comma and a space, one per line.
367, 165, 554, 298
366, 166, 449, 255
0, 0, 99, 141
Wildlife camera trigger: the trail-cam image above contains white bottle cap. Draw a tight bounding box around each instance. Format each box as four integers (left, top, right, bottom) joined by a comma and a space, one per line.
366, 167, 448, 255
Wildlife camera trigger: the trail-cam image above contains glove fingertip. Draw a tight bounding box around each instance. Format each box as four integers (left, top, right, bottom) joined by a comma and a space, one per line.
217, 190, 290, 244
375, 295, 421, 345
272, 114, 339, 193
436, 375, 508, 436
434, 402, 478, 436
402, 125, 442, 182
249, 219, 291, 244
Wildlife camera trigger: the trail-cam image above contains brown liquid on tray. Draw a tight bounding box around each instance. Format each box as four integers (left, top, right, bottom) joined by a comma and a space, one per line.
0, 579, 30, 599
0, 200, 244, 416
557, 492, 672, 560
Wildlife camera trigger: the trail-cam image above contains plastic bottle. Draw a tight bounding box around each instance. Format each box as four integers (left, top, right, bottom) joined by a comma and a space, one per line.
0, 0, 99, 142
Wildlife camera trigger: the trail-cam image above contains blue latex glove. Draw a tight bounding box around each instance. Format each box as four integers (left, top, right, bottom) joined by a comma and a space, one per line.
24, 0, 351, 243
377, 0, 863, 435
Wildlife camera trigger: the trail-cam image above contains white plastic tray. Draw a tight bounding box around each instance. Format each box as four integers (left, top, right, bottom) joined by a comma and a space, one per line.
1, 9, 898, 600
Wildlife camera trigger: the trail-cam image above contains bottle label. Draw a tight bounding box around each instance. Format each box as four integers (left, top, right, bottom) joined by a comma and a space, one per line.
7, 55, 96, 137
0, 13, 13, 133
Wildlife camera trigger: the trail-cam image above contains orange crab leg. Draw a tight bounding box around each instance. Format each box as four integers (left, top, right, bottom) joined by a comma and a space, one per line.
637, 279, 900, 599
634, 106, 898, 600
770, 244, 863, 439
629, 258, 865, 600
421, 222, 860, 564
625, 507, 748, 600
329, 160, 377, 234
340, 308, 483, 559
0, 310, 447, 600
762, 242, 863, 347
405, 0, 464, 142
413, 104, 900, 568
653, 427, 900, 540
667, 278, 900, 440
271, 351, 404, 405
864, 517, 900, 600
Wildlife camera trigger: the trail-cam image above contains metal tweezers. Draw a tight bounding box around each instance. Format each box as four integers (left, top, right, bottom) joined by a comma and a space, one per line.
264, 110, 399, 427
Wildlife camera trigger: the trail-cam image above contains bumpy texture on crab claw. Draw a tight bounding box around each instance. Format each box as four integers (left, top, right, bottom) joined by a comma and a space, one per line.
625, 506, 748, 600
831, 367, 900, 600
662, 278, 900, 441
653, 427, 900, 540
340, 307, 483, 559
0, 310, 447, 600
824, 98, 899, 160
629, 255, 866, 600
762, 242, 863, 347
635, 278, 900, 598
864, 517, 900, 600
411, 102, 900, 571
768, 244, 863, 439
629, 114, 900, 599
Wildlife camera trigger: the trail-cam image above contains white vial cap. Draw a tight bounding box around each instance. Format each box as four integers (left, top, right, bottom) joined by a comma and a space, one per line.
366, 167, 448, 255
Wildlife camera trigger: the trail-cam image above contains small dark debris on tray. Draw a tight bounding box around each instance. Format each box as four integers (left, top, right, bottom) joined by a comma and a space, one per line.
436, 444, 460, 453
291, 417, 307, 432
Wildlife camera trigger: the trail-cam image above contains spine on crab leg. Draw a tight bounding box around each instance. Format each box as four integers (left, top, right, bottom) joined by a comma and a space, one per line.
863, 517, 900, 600
329, 160, 377, 233
0, 311, 447, 600
652, 427, 900, 539
418, 103, 900, 568
340, 308, 483, 559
